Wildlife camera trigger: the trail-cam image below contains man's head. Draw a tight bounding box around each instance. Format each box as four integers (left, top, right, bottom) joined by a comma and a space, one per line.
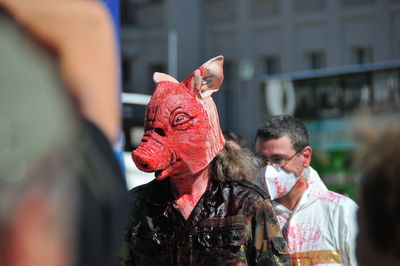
255, 115, 312, 177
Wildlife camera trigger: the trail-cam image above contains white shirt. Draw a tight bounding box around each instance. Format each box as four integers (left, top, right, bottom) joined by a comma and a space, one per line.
259, 166, 358, 266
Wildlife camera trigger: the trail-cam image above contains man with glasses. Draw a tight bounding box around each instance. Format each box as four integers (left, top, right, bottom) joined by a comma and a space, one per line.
254, 115, 358, 266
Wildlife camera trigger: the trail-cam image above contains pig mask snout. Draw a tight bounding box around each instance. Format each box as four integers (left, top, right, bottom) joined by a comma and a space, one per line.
132, 129, 176, 172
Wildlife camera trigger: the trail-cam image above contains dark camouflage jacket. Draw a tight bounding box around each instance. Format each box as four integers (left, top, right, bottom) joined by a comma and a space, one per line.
116, 177, 291, 266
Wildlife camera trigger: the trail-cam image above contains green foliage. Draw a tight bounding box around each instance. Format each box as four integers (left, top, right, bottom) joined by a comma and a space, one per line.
311, 149, 358, 201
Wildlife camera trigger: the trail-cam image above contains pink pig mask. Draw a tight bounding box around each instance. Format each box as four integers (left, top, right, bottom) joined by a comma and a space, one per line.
132, 56, 226, 180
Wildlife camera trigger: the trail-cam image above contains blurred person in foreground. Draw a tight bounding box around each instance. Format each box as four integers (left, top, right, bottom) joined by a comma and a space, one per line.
0, 7, 78, 266
255, 115, 358, 266
0, 1, 128, 265
355, 122, 400, 266
117, 56, 291, 266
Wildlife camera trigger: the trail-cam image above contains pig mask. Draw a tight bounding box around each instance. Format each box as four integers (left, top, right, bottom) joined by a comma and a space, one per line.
132, 56, 226, 180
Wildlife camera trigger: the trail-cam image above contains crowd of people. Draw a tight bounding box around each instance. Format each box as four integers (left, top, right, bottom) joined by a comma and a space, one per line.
1, 1, 400, 266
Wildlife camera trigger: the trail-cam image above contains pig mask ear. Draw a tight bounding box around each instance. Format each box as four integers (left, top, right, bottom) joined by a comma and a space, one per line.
153, 72, 179, 84
184, 56, 224, 99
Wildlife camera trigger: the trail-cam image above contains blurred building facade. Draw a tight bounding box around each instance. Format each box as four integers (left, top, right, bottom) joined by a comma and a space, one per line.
120, 0, 400, 195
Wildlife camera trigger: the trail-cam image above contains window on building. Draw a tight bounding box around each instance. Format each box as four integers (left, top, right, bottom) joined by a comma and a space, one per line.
120, 0, 137, 26
352, 47, 373, 64
307, 51, 326, 70
251, 0, 279, 18
263, 56, 281, 75
149, 64, 165, 76
398, 40, 400, 59
295, 0, 326, 13
315, 77, 341, 117
294, 80, 318, 119
342, 0, 375, 8
341, 73, 371, 111
222, 60, 238, 129
120, 0, 163, 26
222, 60, 235, 90
122, 58, 132, 92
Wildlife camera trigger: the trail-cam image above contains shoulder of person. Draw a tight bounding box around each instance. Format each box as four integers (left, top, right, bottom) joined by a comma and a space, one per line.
127, 179, 158, 209
328, 190, 358, 207
128, 179, 158, 197
122, 180, 159, 229
233, 179, 271, 200
313, 189, 358, 217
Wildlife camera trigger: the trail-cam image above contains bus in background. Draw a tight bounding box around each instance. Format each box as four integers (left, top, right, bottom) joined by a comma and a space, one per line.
261, 60, 400, 199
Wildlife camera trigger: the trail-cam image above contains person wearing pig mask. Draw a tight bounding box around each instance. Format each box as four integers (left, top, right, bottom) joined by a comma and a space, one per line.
117, 56, 291, 266
254, 115, 358, 266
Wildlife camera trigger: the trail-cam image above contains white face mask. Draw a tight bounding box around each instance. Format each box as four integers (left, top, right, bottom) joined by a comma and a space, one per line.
264, 165, 301, 200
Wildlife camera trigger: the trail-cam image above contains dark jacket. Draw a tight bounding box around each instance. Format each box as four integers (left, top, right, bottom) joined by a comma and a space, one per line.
76, 119, 129, 266
117, 177, 291, 266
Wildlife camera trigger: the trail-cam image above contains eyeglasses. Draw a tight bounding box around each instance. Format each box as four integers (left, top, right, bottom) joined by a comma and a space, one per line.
260, 148, 304, 168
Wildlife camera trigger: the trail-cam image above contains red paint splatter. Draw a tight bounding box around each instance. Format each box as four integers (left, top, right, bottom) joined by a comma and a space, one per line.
312, 190, 345, 204
274, 177, 287, 194
285, 221, 322, 253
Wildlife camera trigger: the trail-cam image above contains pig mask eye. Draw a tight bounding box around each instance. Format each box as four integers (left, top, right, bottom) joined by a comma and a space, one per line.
172, 113, 193, 130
